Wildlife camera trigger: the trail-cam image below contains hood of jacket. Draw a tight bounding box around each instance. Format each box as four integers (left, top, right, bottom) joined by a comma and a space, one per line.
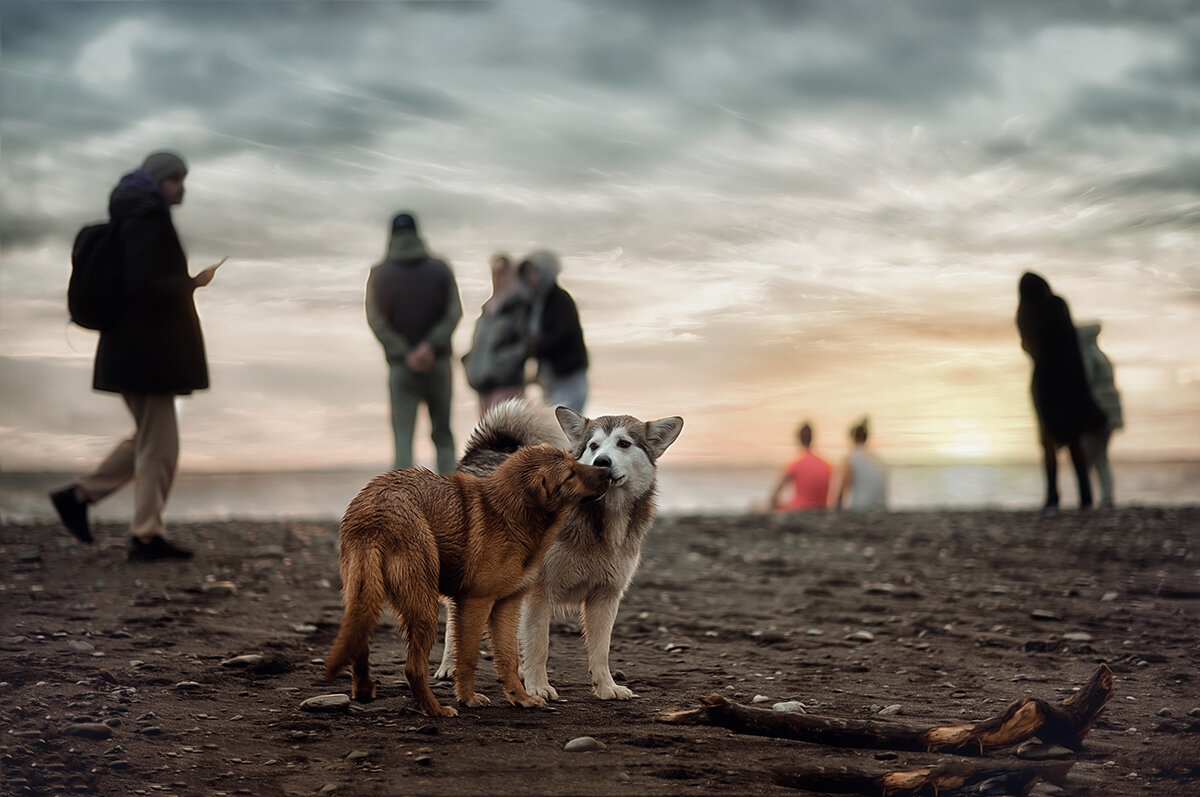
108, 170, 168, 220
386, 229, 430, 264
521, 250, 562, 284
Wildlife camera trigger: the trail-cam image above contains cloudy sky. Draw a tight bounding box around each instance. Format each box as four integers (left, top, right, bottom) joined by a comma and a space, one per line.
2, 0, 1198, 473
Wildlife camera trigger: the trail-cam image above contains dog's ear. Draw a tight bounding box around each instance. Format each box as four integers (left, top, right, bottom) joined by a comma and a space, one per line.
645, 416, 684, 458
555, 406, 589, 448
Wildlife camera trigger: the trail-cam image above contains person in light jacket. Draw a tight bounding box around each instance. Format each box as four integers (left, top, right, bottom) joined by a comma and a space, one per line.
1077, 323, 1123, 508
463, 253, 531, 414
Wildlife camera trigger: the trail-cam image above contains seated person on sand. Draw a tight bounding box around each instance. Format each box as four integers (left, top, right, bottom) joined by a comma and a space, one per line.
770, 421, 832, 511
835, 418, 887, 512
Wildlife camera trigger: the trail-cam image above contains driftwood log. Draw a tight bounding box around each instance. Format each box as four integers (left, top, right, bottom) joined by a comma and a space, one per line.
771, 760, 1073, 797
659, 663, 1113, 755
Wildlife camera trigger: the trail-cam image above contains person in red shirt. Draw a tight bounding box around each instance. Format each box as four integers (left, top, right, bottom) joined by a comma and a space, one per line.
770, 421, 833, 511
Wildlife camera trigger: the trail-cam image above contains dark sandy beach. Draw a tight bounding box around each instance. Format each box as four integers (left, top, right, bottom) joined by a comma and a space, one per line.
2, 507, 1197, 796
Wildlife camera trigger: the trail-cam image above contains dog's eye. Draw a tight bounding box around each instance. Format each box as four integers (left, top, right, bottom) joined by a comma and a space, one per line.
589, 443, 598, 451
617, 440, 631, 449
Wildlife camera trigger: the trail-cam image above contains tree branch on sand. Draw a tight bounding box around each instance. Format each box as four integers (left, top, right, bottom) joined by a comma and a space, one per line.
771, 760, 1073, 796
659, 664, 1112, 795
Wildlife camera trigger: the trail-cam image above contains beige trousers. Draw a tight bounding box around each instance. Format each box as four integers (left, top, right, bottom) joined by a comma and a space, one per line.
76, 393, 179, 541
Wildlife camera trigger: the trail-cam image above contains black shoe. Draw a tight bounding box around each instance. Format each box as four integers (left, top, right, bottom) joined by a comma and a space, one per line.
50, 485, 93, 543
128, 536, 194, 562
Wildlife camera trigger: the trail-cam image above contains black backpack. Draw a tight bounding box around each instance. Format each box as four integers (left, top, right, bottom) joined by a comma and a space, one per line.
68, 221, 124, 331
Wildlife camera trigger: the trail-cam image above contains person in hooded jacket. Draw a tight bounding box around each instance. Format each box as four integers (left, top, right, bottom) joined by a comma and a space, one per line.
50, 150, 219, 560
518, 250, 589, 413
366, 212, 462, 473
463, 253, 531, 414
1016, 272, 1106, 513
1076, 323, 1123, 508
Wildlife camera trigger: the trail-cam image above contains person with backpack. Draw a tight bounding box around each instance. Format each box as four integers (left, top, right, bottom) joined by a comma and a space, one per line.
365, 211, 462, 473
50, 150, 218, 561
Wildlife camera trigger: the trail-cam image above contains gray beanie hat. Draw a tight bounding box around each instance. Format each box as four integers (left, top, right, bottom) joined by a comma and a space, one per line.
140, 151, 188, 182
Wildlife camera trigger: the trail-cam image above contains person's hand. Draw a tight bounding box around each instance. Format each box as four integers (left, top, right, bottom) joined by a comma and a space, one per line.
406, 342, 435, 373
194, 257, 227, 288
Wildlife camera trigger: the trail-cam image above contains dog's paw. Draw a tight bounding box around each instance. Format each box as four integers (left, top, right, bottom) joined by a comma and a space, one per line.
594, 682, 635, 700
525, 682, 559, 702
433, 663, 455, 680
423, 703, 458, 718
461, 692, 491, 708
509, 693, 547, 709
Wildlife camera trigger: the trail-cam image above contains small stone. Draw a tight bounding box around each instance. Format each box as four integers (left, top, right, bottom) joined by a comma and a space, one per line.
873, 751, 899, 761
772, 701, 806, 713
134, 726, 163, 735
846, 631, 875, 642
564, 736, 605, 752
201, 581, 238, 596
877, 704, 901, 716
220, 654, 266, 668
318, 785, 339, 795
292, 625, 318, 635
345, 750, 369, 762
174, 681, 203, 690
1031, 610, 1060, 621
1155, 708, 1173, 718
300, 694, 351, 712
751, 695, 771, 704
1017, 741, 1074, 760
1101, 591, 1119, 602
413, 754, 433, 766
62, 723, 112, 740
1189, 708, 1200, 718
805, 628, 824, 636
69, 640, 95, 652
1062, 632, 1092, 643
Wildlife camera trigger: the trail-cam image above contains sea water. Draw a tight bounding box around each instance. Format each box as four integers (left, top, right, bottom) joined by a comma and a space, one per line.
2, 460, 1197, 523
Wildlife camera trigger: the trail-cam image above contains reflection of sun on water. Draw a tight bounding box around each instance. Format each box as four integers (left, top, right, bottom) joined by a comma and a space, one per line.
941, 432, 992, 459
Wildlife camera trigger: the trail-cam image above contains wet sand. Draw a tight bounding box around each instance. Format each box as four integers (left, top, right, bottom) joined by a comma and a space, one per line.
2, 507, 1197, 796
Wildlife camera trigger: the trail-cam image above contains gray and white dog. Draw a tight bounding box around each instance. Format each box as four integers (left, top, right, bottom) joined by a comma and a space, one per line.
436, 399, 683, 700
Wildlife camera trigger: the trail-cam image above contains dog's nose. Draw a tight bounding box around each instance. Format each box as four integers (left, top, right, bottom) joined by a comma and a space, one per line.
594, 456, 612, 469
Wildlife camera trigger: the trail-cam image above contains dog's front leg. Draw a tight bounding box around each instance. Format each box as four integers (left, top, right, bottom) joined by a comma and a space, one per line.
519, 589, 558, 701
490, 595, 545, 708
451, 598, 493, 707
582, 589, 634, 700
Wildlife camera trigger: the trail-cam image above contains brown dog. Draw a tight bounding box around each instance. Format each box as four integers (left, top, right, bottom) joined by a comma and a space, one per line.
324, 444, 610, 717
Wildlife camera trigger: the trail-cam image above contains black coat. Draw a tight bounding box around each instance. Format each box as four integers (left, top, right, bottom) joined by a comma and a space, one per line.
93, 175, 208, 395
1016, 272, 1103, 445
538, 285, 588, 375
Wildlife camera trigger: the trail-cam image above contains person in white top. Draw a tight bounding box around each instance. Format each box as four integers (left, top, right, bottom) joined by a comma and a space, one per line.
835, 418, 887, 511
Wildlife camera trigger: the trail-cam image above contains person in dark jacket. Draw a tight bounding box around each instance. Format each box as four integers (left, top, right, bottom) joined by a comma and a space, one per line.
366, 212, 462, 473
50, 150, 219, 560
463, 253, 531, 414
518, 250, 588, 413
1016, 271, 1106, 513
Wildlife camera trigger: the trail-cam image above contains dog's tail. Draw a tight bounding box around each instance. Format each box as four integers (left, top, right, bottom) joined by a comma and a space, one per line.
457, 398, 569, 475
324, 543, 386, 683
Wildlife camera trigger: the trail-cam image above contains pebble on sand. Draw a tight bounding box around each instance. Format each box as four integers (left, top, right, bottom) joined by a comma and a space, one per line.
62, 723, 112, 740
220, 654, 266, 668
564, 736, 606, 752
1016, 741, 1075, 760
301, 694, 352, 712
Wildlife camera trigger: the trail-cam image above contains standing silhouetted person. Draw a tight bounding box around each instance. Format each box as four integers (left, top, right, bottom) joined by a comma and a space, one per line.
771, 421, 832, 511
50, 150, 220, 560
518, 250, 588, 413
366, 212, 462, 473
1016, 272, 1106, 512
1077, 323, 1123, 508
